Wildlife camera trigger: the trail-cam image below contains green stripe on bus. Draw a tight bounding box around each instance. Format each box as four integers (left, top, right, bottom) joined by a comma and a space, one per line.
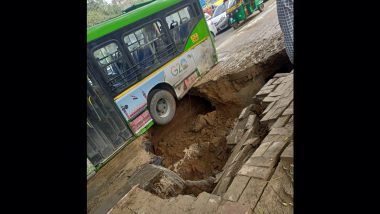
135, 120, 155, 136
184, 18, 210, 51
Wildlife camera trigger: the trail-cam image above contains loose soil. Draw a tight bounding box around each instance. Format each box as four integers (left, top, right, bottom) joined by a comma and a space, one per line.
149, 95, 238, 181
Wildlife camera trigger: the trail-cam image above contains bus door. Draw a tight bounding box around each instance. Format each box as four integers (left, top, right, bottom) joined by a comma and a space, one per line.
87, 72, 133, 166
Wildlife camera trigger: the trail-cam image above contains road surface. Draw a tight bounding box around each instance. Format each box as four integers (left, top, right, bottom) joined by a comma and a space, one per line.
214, 0, 279, 61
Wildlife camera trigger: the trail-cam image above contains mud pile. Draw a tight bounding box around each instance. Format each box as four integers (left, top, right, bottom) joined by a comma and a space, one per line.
149, 95, 236, 181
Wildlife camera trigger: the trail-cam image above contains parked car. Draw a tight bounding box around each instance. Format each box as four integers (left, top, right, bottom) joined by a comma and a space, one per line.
205, 13, 217, 39
210, 2, 229, 32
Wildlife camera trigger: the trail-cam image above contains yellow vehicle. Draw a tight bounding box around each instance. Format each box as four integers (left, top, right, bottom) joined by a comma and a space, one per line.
212, 0, 225, 6
204, 0, 225, 12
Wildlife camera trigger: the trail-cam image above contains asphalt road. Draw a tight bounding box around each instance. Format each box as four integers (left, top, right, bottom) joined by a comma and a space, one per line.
214, 0, 278, 55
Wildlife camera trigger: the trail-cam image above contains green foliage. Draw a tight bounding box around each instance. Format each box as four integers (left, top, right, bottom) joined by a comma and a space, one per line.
87, 0, 148, 27
88, 0, 212, 28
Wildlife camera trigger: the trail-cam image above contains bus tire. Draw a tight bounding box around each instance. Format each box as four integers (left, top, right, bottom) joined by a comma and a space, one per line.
259, 3, 264, 12
148, 89, 176, 125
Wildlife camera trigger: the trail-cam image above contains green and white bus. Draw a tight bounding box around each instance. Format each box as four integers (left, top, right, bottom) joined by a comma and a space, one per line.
87, 0, 217, 166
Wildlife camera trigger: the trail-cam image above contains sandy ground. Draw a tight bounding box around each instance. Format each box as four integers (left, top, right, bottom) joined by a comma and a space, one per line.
87, 136, 153, 214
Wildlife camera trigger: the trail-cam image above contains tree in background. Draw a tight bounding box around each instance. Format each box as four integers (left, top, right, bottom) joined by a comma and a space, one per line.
87, 0, 146, 27
112, 0, 145, 8
87, 0, 207, 27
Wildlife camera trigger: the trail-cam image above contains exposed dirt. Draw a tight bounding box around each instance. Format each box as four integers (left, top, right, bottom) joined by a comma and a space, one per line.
194, 32, 292, 108
149, 95, 237, 181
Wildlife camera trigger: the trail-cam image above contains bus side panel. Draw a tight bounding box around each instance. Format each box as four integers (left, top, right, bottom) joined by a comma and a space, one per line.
166, 17, 217, 98
163, 53, 197, 88
113, 50, 198, 134
181, 16, 217, 77
114, 72, 165, 134
190, 38, 216, 76
170, 39, 216, 98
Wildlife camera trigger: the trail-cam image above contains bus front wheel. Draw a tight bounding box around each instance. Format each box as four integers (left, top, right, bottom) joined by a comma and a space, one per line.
148, 89, 176, 125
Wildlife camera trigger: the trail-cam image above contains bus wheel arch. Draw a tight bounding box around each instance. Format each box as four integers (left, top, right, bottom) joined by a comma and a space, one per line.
148, 83, 177, 101
147, 83, 177, 125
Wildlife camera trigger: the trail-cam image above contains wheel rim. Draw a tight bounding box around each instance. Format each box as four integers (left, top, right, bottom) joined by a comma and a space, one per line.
156, 98, 170, 117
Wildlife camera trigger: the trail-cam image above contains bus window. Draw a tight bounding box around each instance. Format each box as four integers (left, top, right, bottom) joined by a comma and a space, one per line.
94, 42, 123, 78
123, 21, 174, 78
93, 42, 133, 94
166, 6, 196, 50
